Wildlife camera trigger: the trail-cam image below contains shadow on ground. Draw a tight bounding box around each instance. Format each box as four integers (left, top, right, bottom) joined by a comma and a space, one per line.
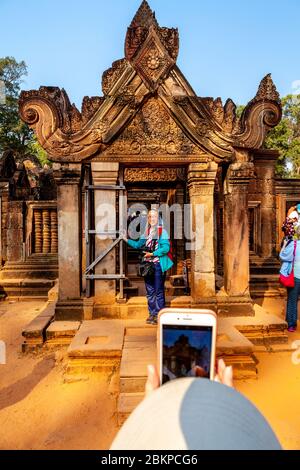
0, 355, 55, 410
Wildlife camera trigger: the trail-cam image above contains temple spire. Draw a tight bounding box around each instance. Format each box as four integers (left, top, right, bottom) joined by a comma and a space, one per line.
129, 0, 158, 29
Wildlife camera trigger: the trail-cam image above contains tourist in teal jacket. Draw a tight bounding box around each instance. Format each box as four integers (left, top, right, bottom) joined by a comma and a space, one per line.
125, 209, 173, 325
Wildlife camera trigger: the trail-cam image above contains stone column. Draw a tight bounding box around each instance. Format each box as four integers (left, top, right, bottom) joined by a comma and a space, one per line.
254, 150, 277, 259
221, 151, 254, 315
53, 163, 82, 320
187, 161, 218, 307
91, 162, 119, 305
7, 201, 24, 263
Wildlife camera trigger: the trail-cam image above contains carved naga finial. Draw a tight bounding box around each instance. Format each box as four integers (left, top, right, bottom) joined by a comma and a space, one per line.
233, 73, 282, 149
253, 73, 281, 103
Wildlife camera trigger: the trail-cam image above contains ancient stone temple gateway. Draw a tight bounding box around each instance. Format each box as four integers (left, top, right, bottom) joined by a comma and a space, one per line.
19, 0, 283, 324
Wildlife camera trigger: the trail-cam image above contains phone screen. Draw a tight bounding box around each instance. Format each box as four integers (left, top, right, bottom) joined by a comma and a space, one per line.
162, 324, 213, 384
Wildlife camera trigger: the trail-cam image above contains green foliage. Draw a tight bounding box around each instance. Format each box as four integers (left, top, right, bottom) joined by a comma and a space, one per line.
0, 56, 51, 166
264, 94, 300, 178
26, 135, 49, 166
235, 105, 245, 119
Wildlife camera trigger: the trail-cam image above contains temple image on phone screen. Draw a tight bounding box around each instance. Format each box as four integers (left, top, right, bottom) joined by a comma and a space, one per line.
162, 325, 212, 384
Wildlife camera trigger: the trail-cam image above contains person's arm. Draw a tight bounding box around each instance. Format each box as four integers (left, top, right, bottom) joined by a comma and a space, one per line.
279, 240, 294, 262
152, 230, 170, 257
127, 237, 145, 250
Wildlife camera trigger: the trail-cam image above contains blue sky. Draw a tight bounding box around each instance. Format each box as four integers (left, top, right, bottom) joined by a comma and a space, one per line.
1, 0, 300, 109
163, 328, 212, 349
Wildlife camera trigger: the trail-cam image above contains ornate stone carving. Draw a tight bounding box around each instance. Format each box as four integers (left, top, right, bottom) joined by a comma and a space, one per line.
102, 59, 127, 96
102, 97, 201, 156
81, 96, 104, 124
188, 184, 215, 197
19, 2, 282, 163
252, 73, 280, 103
130, 26, 175, 91
125, 167, 181, 182
159, 27, 179, 61
233, 74, 282, 148
187, 162, 218, 197
125, 1, 179, 63
223, 99, 237, 133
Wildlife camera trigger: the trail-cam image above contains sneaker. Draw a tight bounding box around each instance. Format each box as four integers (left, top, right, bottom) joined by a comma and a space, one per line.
151, 316, 158, 325
146, 316, 154, 324
288, 326, 296, 332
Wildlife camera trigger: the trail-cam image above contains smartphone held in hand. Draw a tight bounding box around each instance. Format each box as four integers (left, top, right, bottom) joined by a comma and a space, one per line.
158, 308, 217, 385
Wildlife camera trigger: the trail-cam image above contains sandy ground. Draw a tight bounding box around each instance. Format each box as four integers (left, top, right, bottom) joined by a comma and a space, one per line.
0, 301, 119, 450
237, 346, 300, 450
0, 299, 300, 450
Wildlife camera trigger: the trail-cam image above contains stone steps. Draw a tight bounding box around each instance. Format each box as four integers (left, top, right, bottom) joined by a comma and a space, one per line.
250, 257, 280, 275
165, 281, 188, 297
48, 306, 287, 423
250, 274, 283, 299
0, 259, 58, 280
45, 321, 81, 347
0, 278, 56, 299
64, 319, 126, 380
22, 301, 55, 351
226, 304, 288, 347
120, 327, 157, 395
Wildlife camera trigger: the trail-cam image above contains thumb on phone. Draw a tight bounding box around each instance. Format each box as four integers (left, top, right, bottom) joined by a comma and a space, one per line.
145, 364, 160, 397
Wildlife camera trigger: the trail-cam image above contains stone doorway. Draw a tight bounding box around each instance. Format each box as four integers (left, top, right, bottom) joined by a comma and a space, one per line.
124, 166, 188, 298
81, 164, 190, 317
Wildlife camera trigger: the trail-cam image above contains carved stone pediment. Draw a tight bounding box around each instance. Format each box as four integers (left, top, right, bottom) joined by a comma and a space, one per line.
101, 97, 201, 157
19, 1, 282, 164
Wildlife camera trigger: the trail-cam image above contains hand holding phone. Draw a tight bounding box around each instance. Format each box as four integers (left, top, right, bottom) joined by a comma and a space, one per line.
146, 358, 233, 397
158, 308, 217, 384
